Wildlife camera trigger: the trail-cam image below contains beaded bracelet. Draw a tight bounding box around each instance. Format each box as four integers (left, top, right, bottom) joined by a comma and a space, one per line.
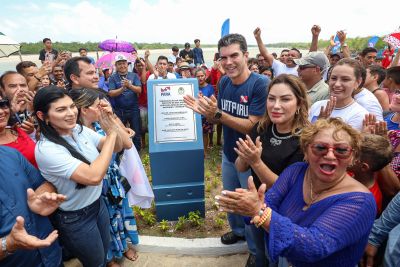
256, 207, 272, 228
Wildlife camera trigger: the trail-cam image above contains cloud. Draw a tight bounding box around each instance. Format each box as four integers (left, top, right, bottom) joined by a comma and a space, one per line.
1, 0, 400, 45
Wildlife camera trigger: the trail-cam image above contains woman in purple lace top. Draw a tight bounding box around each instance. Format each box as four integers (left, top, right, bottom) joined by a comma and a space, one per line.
217, 118, 376, 267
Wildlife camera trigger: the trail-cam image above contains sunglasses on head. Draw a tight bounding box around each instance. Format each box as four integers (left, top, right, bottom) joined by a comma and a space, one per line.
298, 64, 317, 70
0, 99, 10, 109
309, 143, 353, 159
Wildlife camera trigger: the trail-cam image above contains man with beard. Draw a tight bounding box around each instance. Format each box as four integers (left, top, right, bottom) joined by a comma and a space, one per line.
254, 27, 300, 76
108, 54, 142, 151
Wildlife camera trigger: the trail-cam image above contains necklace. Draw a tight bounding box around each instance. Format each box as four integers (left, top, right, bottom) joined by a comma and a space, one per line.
269, 124, 298, 146
334, 99, 354, 110
302, 169, 346, 211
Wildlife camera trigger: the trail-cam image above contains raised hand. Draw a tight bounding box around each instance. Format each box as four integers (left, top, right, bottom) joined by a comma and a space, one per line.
318, 96, 336, 119
253, 27, 261, 39
362, 113, 377, 134
27, 188, 66, 216
6, 216, 59, 252
311, 25, 321, 36
337, 30, 347, 44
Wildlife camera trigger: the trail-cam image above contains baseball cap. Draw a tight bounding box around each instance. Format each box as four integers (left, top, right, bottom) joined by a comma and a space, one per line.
179, 62, 190, 70
293, 52, 330, 72
115, 54, 128, 62
184, 42, 190, 48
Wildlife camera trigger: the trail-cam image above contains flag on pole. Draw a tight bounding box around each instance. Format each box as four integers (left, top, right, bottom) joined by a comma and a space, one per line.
368, 36, 380, 47
221, 19, 230, 38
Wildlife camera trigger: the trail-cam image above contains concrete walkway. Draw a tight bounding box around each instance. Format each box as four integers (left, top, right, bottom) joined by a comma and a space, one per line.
65, 252, 248, 267
65, 236, 249, 267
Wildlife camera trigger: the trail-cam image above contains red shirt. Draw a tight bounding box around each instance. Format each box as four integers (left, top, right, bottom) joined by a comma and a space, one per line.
138, 71, 151, 108
3, 127, 38, 168
369, 179, 383, 215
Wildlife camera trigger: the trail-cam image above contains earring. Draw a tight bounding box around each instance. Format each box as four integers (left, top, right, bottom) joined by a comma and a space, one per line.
295, 109, 300, 115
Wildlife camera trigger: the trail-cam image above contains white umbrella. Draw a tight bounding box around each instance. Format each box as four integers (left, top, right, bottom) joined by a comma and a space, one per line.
0, 32, 21, 58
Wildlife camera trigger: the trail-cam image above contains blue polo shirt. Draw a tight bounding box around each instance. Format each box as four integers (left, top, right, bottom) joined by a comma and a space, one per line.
0, 146, 62, 267
108, 72, 141, 110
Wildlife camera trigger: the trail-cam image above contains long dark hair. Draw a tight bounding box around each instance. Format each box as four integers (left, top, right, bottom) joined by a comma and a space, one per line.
34, 85, 90, 189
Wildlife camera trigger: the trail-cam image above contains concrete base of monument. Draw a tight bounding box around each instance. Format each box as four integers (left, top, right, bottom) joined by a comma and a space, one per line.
137, 236, 248, 256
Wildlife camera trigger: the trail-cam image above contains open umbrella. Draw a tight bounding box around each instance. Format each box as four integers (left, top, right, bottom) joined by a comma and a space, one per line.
98, 39, 135, 53
384, 29, 400, 49
95, 52, 136, 69
0, 32, 21, 58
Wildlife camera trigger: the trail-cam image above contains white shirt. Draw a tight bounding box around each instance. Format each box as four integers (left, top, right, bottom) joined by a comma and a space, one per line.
309, 100, 369, 131
272, 59, 299, 77
148, 72, 177, 80
354, 88, 383, 121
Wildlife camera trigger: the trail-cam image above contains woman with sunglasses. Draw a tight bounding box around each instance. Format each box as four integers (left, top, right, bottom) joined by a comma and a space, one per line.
0, 96, 38, 167
216, 118, 376, 267
234, 74, 309, 266
68, 88, 138, 267
33, 85, 126, 267
309, 58, 369, 131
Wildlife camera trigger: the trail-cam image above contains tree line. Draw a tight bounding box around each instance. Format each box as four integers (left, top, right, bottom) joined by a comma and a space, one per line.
17, 36, 387, 55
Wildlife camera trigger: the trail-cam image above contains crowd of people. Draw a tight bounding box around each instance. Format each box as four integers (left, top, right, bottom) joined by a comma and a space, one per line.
1, 24, 400, 267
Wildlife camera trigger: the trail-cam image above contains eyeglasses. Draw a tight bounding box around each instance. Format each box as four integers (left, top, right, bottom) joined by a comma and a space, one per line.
298, 64, 317, 70
309, 143, 353, 159
0, 99, 10, 110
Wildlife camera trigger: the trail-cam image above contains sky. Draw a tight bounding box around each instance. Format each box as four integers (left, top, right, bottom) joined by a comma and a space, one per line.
1, 0, 399, 46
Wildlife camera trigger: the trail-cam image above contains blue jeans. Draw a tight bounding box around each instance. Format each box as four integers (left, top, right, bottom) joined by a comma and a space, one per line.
222, 153, 256, 255
114, 108, 141, 152
384, 223, 400, 267
51, 198, 110, 267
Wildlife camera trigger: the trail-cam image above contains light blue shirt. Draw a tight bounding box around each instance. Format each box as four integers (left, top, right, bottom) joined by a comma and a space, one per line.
35, 125, 103, 211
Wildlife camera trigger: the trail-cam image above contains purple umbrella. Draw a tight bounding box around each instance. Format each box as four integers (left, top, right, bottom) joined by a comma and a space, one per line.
95, 52, 136, 69
98, 39, 135, 53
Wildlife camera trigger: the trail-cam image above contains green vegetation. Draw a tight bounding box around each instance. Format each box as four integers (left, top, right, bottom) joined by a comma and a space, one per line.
18, 41, 217, 55
17, 35, 386, 55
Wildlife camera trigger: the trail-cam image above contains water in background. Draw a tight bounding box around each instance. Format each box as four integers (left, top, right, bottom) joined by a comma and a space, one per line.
0, 47, 309, 75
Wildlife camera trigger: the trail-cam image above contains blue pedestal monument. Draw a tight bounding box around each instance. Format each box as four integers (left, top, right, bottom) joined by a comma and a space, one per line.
147, 78, 204, 221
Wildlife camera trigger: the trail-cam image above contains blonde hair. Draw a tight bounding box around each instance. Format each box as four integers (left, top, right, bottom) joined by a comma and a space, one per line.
257, 74, 310, 134
300, 118, 361, 158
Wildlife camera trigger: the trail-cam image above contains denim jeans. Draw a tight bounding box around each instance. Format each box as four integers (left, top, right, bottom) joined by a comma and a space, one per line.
222, 153, 256, 255
385, 223, 400, 267
114, 108, 141, 152
51, 197, 110, 267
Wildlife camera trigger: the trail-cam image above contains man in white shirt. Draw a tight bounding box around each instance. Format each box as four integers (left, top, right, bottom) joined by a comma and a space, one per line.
253, 27, 300, 76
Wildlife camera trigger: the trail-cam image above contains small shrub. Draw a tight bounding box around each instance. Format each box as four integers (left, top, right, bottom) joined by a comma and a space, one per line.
188, 211, 204, 227
214, 217, 225, 229
158, 219, 170, 232
142, 210, 156, 226
175, 216, 187, 231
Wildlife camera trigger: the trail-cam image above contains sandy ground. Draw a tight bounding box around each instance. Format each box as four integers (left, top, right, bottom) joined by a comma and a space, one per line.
65, 252, 248, 267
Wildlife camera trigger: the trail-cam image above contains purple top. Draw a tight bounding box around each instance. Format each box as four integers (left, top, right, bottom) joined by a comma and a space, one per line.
265, 162, 376, 267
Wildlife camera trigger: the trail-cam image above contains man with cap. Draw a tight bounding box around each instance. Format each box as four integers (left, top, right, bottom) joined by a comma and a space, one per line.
294, 51, 330, 104
177, 62, 192, 79
108, 54, 142, 151
179, 43, 194, 65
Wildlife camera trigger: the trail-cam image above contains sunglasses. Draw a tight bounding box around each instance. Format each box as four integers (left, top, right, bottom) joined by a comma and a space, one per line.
309, 143, 353, 159
0, 99, 10, 109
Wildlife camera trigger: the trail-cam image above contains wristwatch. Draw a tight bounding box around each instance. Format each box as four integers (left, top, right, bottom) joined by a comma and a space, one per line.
1, 237, 13, 257
214, 109, 223, 120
